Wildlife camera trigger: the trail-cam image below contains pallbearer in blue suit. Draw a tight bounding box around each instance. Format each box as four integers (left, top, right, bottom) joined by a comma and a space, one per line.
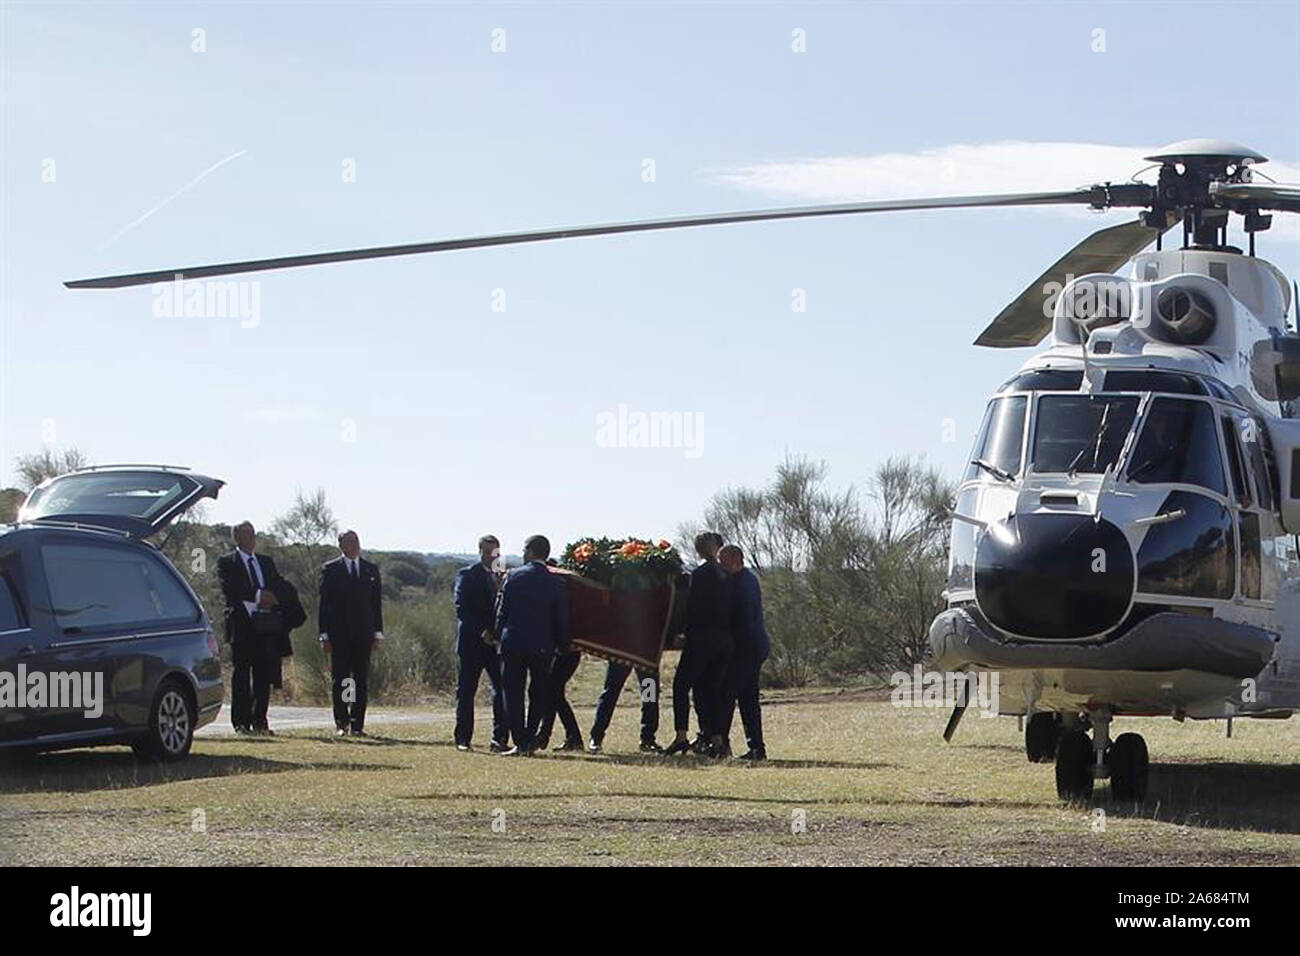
453, 535, 509, 752
719, 544, 770, 760
495, 535, 571, 756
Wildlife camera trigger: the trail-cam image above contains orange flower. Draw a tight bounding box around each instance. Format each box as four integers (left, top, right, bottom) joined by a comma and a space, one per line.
657, 539, 671, 551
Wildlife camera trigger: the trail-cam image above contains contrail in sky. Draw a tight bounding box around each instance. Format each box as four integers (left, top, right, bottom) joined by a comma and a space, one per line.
99, 149, 248, 250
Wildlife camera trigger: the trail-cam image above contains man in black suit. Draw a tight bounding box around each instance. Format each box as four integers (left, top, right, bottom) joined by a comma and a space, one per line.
217, 521, 284, 735
664, 532, 733, 757
452, 535, 509, 751
319, 529, 384, 737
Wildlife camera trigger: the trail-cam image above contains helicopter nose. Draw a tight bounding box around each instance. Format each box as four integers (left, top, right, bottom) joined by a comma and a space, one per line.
974, 513, 1133, 640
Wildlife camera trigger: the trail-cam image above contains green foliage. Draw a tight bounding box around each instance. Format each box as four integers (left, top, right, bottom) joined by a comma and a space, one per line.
690, 454, 954, 686
13, 447, 88, 492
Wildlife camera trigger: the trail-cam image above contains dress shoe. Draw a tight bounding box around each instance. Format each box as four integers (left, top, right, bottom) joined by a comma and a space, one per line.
335, 728, 349, 738
738, 749, 767, 761
258, 727, 275, 737
586, 737, 603, 754
553, 738, 584, 752
500, 746, 532, 757
689, 735, 709, 754
489, 740, 508, 753
234, 725, 254, 736
663, 739, 692, 756
456, 743, 471, 752
639, 740, 664, 753
351, 729, 368, 738
711, 740, 731, 758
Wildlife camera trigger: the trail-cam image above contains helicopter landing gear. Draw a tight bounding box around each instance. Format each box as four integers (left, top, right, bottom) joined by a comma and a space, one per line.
1025, 712, 1060, 763
1052, 709, 1149, 803
1054, 728, 1094, 801
1108, 733, 1149, 803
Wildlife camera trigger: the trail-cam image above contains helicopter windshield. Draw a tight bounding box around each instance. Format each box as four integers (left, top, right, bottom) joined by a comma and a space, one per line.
1125, 397, 1226, 493
1030, 394, 1140, 475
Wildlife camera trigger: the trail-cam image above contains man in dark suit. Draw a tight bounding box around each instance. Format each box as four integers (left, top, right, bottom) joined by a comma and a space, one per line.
494, 535, 570, 756
664, 532, 733, 757
588, 663, 660, 753
217, 521, 284, 735
319, 529, 384, 737
453, 535, 509, 751
719, 544, 770, 760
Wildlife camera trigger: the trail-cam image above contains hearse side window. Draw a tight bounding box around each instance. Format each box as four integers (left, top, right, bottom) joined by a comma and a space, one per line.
997, 369, 1084, 393
40, 541, 199, 633
964, 396, 1027, 481
1127, 398, 1227, 495
1103, 370, 1207, 395
0, 573, 25, 631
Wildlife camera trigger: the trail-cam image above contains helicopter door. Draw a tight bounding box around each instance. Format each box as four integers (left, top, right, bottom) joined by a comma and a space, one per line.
1221, 413, 1261, 601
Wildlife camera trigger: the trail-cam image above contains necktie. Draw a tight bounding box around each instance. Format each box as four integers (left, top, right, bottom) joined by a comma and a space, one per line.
350, 560, 358, 580
246, 556, 260, 589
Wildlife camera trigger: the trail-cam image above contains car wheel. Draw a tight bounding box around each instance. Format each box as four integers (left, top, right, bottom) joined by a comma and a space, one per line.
133, 679, 195, 762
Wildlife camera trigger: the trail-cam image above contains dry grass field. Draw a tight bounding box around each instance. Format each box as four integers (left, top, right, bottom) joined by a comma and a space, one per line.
4, 666, 1300, 866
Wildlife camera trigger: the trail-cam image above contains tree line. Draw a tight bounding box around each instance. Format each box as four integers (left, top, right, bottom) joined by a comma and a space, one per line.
3, 449, 954, 701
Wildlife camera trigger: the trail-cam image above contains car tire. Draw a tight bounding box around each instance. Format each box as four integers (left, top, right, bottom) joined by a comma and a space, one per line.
132, 678, 195, 762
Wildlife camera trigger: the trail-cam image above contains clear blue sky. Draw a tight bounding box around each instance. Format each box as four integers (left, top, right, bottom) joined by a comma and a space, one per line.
2, 1, 1298, 553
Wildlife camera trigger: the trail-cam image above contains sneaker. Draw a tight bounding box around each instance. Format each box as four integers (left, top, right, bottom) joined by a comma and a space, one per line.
586, 737, 603, 754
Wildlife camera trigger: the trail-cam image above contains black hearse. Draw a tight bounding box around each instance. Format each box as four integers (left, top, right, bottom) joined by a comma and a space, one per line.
0, 466, 224, 760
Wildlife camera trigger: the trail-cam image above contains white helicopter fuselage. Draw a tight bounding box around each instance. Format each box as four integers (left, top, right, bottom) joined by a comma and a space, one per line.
930, 247, 1300, 723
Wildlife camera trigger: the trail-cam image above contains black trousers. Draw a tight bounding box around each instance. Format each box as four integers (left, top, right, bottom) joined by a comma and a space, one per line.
720, 644, 768, 752
455, 640, 508, 746
590, 662, 660, 744
331, 636, 373, 731
535, 651, 582, 746
230, 639, 270, 730
672, 630, 733, 735
501, 649, 552, 750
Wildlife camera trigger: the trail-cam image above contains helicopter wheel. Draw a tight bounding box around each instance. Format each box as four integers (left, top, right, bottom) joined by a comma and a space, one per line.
1025, 712, 1060, 763
1108, 733, 1149, 804
1054, 730, 1094, 802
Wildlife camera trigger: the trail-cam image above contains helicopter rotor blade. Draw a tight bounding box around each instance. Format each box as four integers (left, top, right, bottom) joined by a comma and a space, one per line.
973, 216, 1175, 349
1210, 181, 1300, 214
63, 188, 1118, 290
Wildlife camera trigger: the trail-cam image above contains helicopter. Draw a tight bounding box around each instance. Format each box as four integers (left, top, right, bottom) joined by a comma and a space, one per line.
65, 137, 1300, 803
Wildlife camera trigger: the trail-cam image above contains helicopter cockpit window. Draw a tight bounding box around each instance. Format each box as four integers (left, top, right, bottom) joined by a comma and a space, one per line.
1221, 415, 1251, 508
964, 396, 1027, 481
997, 369, 1083, 394
1126, 398, 1227, 494
1102, 370, 1207, 395
1030, 394, 1139, 474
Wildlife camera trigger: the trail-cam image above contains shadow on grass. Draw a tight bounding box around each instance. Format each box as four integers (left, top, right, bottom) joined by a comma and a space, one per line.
1104, 761, 1300, 834
0, 747, 406, 795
